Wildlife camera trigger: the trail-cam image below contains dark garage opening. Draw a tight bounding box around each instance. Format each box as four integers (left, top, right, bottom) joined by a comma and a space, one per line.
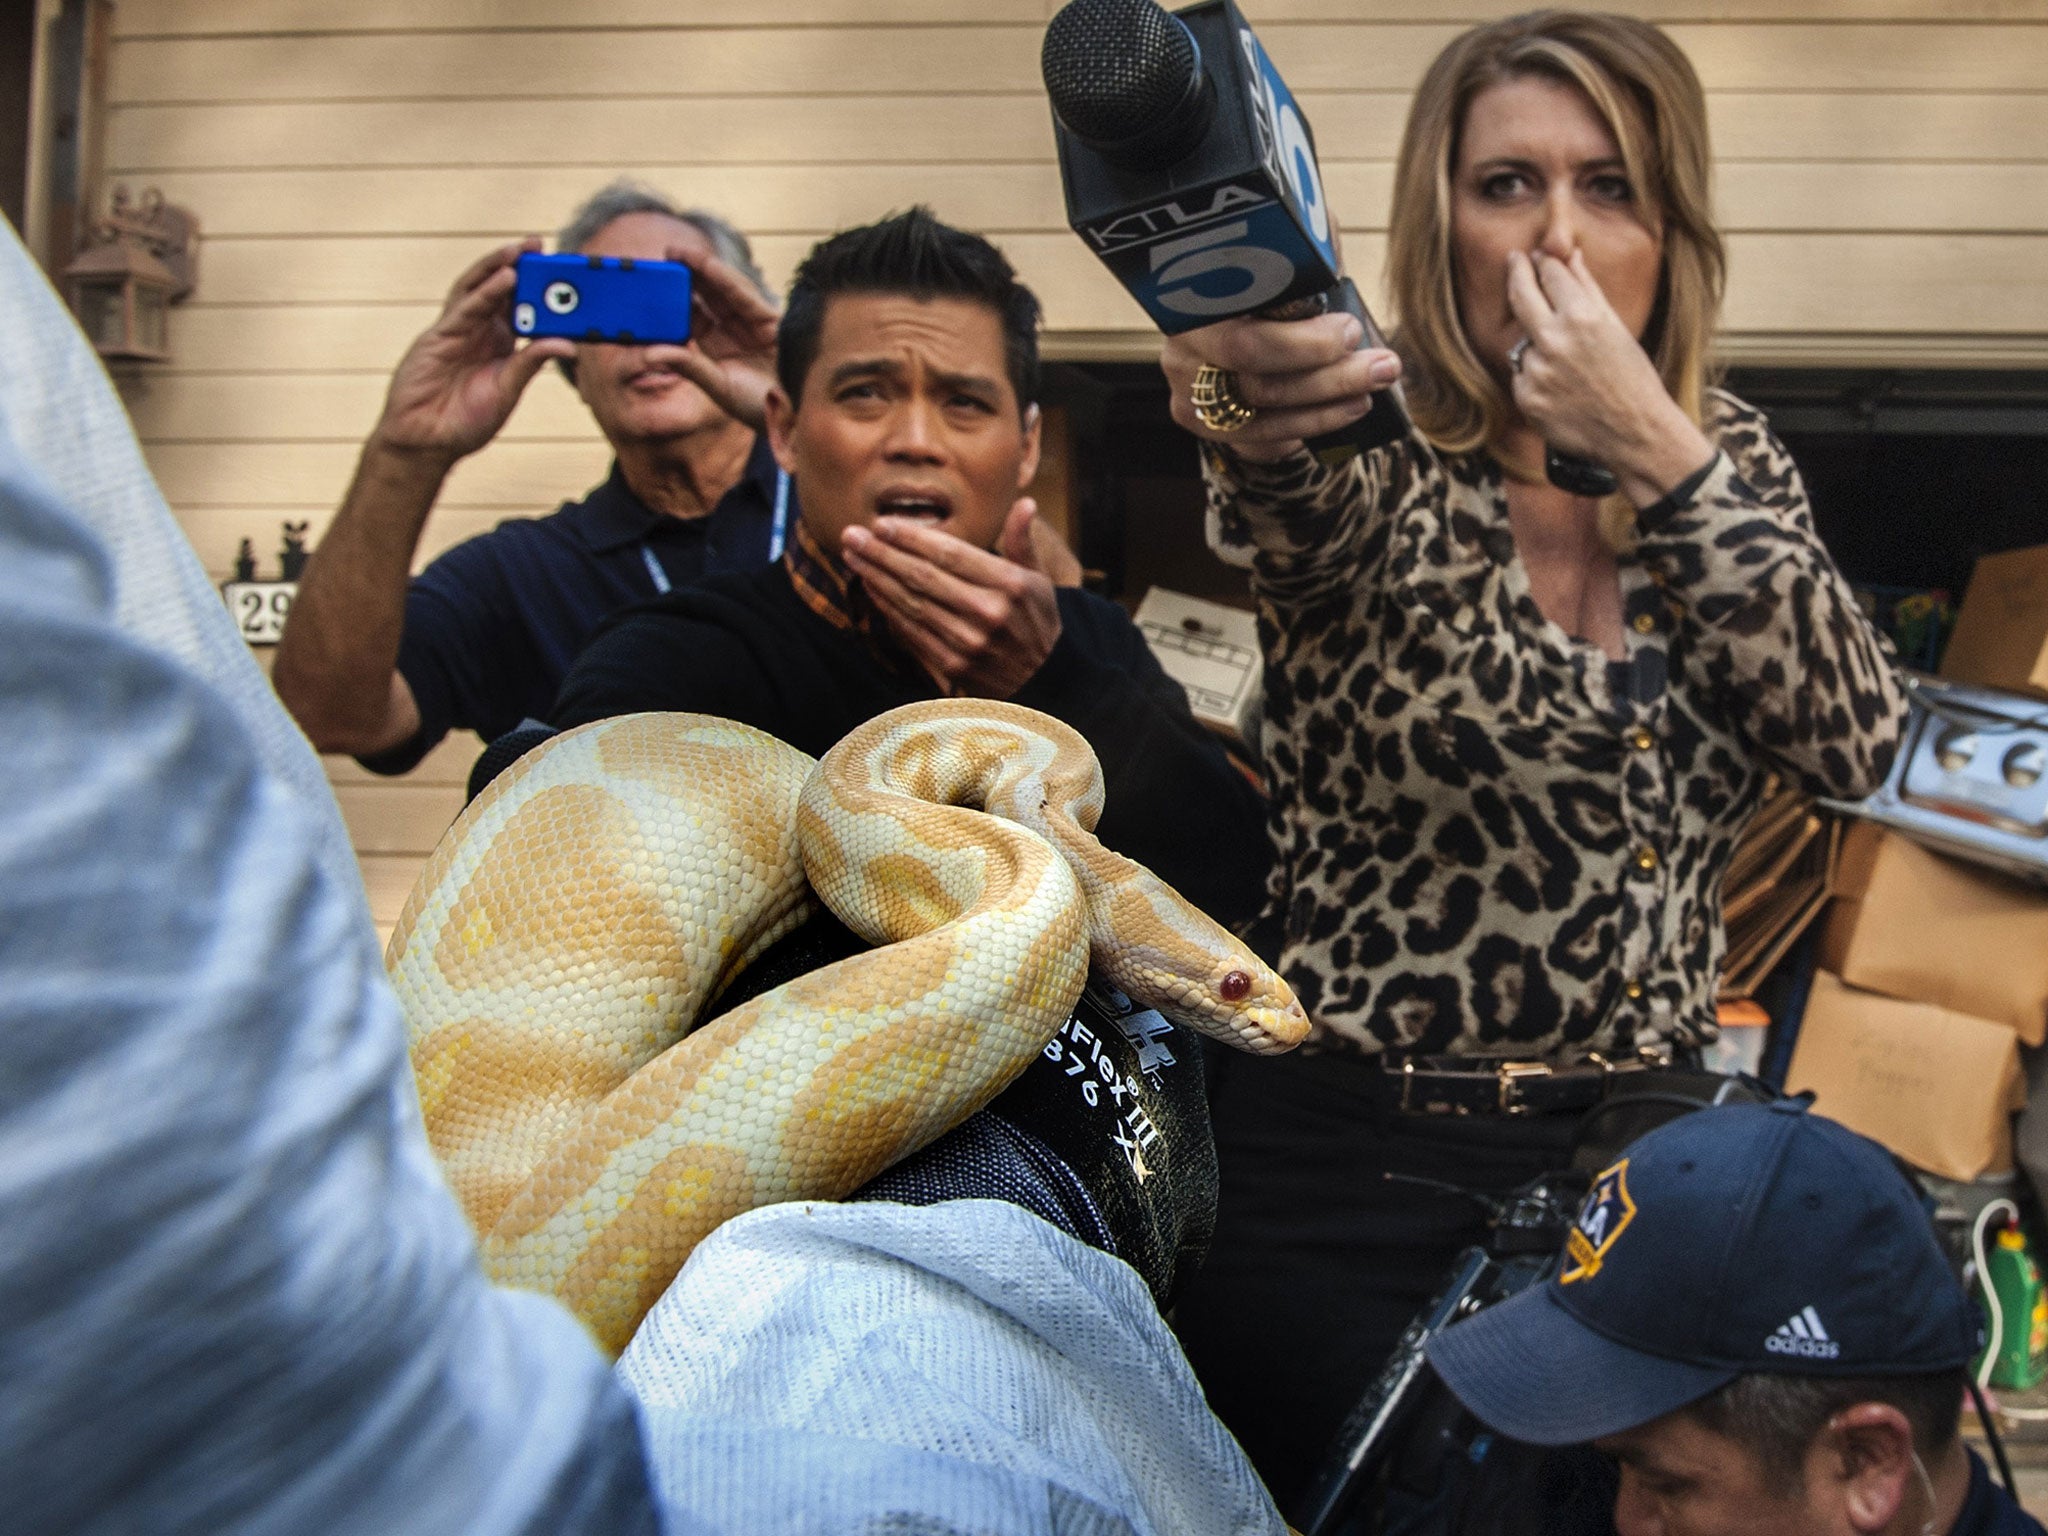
1044, 362, 2048, 632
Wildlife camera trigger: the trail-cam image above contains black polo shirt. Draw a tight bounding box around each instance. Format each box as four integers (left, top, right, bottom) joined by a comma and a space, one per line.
362, 433, 791, 774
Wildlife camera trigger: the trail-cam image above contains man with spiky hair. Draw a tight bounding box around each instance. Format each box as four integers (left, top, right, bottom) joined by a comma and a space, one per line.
551, 208, 1269, 933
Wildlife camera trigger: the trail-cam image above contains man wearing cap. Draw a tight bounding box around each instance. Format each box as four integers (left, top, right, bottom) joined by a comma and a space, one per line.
1427, 1101, 2042, 1536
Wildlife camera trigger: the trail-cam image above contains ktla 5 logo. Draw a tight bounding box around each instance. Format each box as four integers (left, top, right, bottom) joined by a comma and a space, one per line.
1146, 209, 1294, 319
1236, 25, 1330, 252
1137, 30, 1334, 321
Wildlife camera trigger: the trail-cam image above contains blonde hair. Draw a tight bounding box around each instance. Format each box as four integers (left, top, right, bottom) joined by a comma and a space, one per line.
1386, 10, 1724, 456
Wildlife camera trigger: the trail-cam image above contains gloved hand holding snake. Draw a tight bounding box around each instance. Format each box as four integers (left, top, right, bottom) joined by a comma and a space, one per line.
391, 698, 1307, 1354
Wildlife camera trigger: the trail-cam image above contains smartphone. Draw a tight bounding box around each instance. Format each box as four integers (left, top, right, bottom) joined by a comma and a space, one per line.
511, 251, 692, 345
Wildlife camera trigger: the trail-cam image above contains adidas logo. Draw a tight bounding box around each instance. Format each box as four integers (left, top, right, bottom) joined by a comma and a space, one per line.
1764, 1306, 1842, 1360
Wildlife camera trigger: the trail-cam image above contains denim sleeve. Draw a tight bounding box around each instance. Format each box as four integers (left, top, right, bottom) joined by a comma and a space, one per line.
0, 439, 664, 1536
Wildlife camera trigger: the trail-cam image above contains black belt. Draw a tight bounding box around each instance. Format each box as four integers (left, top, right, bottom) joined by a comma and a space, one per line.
1367, 1046, 1676, 1118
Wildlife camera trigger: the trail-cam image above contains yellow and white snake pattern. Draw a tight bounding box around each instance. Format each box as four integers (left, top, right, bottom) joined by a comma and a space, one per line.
392, 700, 1306, 1354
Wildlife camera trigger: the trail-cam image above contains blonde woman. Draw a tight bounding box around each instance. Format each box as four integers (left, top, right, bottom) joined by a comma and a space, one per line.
1159, 11, 1906, 1511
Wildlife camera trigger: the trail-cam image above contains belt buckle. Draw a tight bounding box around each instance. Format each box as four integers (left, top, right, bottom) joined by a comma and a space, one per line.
1588, 1045, 1672, 1082
1495, 1060, 1550, 1115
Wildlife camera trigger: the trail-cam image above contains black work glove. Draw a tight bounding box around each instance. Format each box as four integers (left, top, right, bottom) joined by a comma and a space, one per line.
713, 912, 1220, 1309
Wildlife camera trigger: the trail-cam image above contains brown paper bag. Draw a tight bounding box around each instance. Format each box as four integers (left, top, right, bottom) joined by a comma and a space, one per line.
1821, 823, 2048, 1044
1787, 973, 2023, 1181
1942, 542, 2048, 700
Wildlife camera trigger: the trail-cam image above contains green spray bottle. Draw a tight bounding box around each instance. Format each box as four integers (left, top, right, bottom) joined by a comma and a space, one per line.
1980, 1223, 2048, 1392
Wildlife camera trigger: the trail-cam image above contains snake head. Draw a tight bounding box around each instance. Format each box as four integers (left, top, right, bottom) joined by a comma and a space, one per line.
1206, 959, 1311, 1055
1133, 943, 1309, 1056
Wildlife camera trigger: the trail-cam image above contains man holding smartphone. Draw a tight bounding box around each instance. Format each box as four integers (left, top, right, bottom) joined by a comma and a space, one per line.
274, 181, 793, 775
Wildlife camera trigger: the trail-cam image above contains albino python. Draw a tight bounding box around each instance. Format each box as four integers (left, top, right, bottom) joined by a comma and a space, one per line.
391, 699, 1307, 1354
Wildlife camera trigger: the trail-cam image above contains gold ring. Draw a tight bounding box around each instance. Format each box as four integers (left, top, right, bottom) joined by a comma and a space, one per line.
1190, 365, 1257, 434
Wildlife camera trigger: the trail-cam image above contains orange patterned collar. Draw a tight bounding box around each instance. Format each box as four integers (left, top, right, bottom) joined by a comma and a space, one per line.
782, 519, 916, 673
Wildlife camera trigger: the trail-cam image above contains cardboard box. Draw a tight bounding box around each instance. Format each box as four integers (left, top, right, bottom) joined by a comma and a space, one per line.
1941, 541, 2048, 700
1820, 822, 2048, 1044
1787, 973, 2024, 1181
1133, 587, 1263, 744
1719, 790, 1838, 1001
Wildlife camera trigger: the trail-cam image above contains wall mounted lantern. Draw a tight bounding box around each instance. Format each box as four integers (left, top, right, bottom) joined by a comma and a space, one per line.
63, 186, 199, 362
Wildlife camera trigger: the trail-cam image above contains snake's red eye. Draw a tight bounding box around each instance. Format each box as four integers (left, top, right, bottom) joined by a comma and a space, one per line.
1220, 970, 1251, 1002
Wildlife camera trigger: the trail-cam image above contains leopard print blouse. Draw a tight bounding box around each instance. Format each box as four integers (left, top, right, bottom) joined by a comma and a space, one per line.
1205, 390, 1906, 1060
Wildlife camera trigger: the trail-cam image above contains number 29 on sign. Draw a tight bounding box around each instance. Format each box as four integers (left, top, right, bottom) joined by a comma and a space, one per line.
221, 580, 296, 646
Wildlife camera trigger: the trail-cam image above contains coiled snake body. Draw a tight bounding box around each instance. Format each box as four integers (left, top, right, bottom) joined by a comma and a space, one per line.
392, 699, 1306, 1353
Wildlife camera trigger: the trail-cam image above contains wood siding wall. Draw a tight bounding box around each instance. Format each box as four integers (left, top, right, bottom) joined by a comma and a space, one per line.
101, 0, 2048, 937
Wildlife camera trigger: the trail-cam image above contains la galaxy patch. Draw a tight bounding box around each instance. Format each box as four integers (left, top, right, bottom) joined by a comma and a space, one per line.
1560, 1159, 1635, 1285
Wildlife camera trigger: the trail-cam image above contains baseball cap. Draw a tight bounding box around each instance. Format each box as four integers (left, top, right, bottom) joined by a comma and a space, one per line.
1424, 1099, 1981, 1446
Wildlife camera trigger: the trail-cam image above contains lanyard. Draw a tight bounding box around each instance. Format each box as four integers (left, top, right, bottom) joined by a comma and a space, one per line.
768, 467, 791, 561
638, 466, 790, 595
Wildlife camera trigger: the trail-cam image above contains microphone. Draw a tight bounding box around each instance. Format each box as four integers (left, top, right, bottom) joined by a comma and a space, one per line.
1042, 0, 1617, 493
1043, 0, 1400, 466
1040, 0, 1216, 173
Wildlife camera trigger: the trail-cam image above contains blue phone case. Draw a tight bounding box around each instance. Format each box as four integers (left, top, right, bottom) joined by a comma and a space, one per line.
511, 251, 693, 345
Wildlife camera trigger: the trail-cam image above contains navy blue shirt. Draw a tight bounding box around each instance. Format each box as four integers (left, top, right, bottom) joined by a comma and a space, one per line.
362, 434, 791, 774
1958, 1450, 2046, 1536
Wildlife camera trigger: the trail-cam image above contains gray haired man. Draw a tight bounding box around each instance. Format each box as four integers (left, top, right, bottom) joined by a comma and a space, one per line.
275, 181, 792, 775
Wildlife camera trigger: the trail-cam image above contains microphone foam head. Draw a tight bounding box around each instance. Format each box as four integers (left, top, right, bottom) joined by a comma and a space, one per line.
1042, 0, 1200, 147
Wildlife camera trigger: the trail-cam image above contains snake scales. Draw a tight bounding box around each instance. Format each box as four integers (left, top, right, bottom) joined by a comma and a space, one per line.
392, 699, 1307, 1354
